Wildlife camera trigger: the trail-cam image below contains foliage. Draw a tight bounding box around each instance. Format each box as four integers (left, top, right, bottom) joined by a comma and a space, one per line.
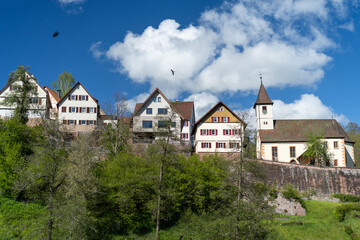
303, 134, 331, 167
0, 118, 36, 198
51, 71, 75, 97
4, 65, 38, 124
345, 122, 360, 167
281, 184, 306, 209
332, 194, 360, 203
0, 196, 45, 240
335, 203, 360, 222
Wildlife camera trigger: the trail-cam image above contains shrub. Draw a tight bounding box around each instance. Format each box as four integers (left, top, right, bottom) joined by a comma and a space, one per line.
332, 193, 360, 203
301, 189, 316, 199
281, 184, 306, 209
335, 202, 360, 221
344, 225, 354, 235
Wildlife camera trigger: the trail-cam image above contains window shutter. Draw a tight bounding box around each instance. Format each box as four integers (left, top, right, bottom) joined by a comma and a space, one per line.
228, 117, 230, 122
67, 120, 70, 124
62, 107, 66, 112
76, 95, 78, 101
207, 130, 210, 135
94, 107, 97, 113
211, 117, 214, 122
200, 130, 203, 135
79, 120, 82, 125
74, 120, 77, 125
79, 108, 82, 113
86, 120, 89, 125
221, 117, 224, 122
216, 142, 218, 148
186, 121, 189, 126
232, 129, 235, 135
68, 95, 71, 100
87, 107, 90, 113
224, 143, 226, 148
223, 129, 225, 135
86, 96, 88, 101
215, 130, 218, 135
69, 107, 71, 112
201, 142, 204, 148
76, 107, 79, 113
209, 143, 211, 148
186, 133, 188, 139
63, 120, 66, 124
10, 85, 12, 91
94, 121, 97, 125
38, 98, 42, 104
79, 96, 81, 101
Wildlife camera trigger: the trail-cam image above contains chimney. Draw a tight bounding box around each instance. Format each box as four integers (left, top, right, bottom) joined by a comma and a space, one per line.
57, 90, 61, 98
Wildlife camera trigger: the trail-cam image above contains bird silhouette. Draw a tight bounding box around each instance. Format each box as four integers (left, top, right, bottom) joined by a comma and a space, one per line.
170, 69, 175, 76
52, 31, 59, 38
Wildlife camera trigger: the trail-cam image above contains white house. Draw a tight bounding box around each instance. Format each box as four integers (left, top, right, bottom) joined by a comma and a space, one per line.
43, 86, 60, 120
254, 83, 355, 168
192, 101, 246, 156
57, 81, 99, 132
132, 88, 195, 146
0, 74, 48, 119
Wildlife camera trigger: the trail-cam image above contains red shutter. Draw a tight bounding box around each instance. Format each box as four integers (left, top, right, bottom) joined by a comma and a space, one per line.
224, 143, 226, 148
215, 130, 218, 135
68, 95, 71, 100
76, 107, 78, 113
201, 143, 204, 148
221, 117, 224, 122
207, 130, 210, 135
63, 120, 66, 124
209, 143, 211, 148
228, 117, 230, 122
79, 120, 82, 125
94, 107, 97, 113
211, 117, 214, 122
62, 107, 66, 112
186, 133, 188, 139
79, 96, 81, 101
38, 98, 42, 104
180, 134, 182, 139
74, 120, 77, 125
200, 130, 203, 135
79, 107, 82, 113
69, 107, 71, 112
232, 129, 235, 135
186, 121, 189, 126
86, 120, 89, 125
216, 142, 218, 148
10, 85, 12, 91
67, 120, 70, 124
76, 95, 78, 101
86, 96, 89, 101
94, 120, 96, 125
223, 129, 225, 135
87, 107, 89, 113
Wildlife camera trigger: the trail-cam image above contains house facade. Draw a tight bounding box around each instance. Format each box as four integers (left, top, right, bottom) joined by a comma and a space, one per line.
43, 86, 60, 120
254, 83, 355, 168
57, 82, 99, 132
0, 74, 48, 119
132, 88, 195, 146
192, 101, 246, 155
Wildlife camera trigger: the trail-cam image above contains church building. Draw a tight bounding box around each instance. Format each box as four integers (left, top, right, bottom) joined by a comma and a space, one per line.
254, 83, 355, 168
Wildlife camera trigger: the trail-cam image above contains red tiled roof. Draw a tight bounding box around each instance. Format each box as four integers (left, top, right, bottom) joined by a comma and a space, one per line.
253, 83, 273, 108
43, 86, 60, 102
259, 119, 355, 143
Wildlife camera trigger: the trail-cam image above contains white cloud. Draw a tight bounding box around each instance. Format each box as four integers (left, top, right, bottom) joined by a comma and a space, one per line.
339, 20, 354, 32
184, 92, 219, 121
57, 0, 85, 14
57, 0, 85, 5
89, 41, 104, 60
273, 94, 349, 124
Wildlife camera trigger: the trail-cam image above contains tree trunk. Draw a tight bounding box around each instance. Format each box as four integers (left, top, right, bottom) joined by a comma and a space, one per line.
155, 160, 164, 240
47, 194, 54, 240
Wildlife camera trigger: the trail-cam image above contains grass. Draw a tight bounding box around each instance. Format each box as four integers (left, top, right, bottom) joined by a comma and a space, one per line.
273, 200, 360, 240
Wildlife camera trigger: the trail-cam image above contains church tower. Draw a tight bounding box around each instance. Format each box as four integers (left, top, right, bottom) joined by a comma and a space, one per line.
253, 82, 274, 130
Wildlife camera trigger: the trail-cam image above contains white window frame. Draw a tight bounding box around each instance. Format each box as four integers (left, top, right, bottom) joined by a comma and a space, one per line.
71, 107, 76, 113
224, 129, 230, 135
71, 95, 75, 100
88, 120, 94, 125
89, 107, 94, 113
158, 97, 161, 102
82, 107, 86, 113
81, 95, 86, 101
69, 120, 75, 125
213, 117, 218, 122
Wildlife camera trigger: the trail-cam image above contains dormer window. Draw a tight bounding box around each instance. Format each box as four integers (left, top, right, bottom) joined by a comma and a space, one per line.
262, 106, 267, 114
218, 107, 224, 112
158, 97, 161, 102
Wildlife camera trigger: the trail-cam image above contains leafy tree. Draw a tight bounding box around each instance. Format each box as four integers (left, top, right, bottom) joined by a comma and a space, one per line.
345, 122, 360, 167
303, 134, 331, 167
4, 65, 38, 124
51, 72, 75, 97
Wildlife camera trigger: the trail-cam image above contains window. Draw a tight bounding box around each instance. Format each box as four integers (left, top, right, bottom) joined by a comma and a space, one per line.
218, 107, 224, 112
290, 146, 296, 158
334, 141, 338, 149
211, 129, 216, 135
201, 129, 207, 135
88, 120, 94, 125
71, 107, 76, 113
62, 107, 66, 113
80, 120, 86, 125
158, 121, 165, 128
146, 108, 152, 114
234, 129, 239, 135
272, 147, 278, 161
334, 159, 338, 166
12, 85, 18, 91
171, 122, 176, 127
69, 120, 75, 125
216, 142, 226, 148
158, 97, 161, 102
230, 142, 240, 149
223, 117, 229, 122
153, 97, 156, 102
82, 107, 86, 113
158, 108, 167, 114
264, 121, 268, 125
142, 121, 152, 128
89, 107, 94, 113
71, 95, 75, 100
201, 142, 211, 148
262, 106, 267, 114
224, 129, 230, 135
323, 142, 328, 148
30, 98, 37, 103
81, 95, 86, 101
212, 117, 218, 122
184, 121, 189, 127
182, 133, 188, 139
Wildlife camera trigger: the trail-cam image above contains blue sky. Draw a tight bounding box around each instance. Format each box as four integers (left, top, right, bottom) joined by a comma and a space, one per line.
1, 0, 359, 126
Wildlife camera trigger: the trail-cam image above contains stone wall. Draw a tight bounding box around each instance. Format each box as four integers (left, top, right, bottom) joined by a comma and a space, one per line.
256, 159, 360, 196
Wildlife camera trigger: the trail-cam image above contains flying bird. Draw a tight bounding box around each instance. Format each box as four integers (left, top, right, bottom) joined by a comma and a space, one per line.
52, 31, 59, 38
170, 69, 175, 76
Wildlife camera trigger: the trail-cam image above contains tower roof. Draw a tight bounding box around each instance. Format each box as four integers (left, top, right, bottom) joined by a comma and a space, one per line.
253, 83, 273, 108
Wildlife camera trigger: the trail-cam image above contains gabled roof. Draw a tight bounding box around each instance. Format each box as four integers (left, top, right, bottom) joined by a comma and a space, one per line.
259, 119, 355, 143
253, 82, 273, 108
57, 81, 99, 107
192, 101, 247, 135
0, 76, 46, 96
132, 88, 194, 120
43, 86, 60, 103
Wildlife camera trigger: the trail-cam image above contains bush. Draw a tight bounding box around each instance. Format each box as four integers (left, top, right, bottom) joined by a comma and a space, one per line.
301, 189, 316, 199
332, 194, 360, 203
335, 202, 360, 221
281, 184, 306, 209
269, 185, 278, 199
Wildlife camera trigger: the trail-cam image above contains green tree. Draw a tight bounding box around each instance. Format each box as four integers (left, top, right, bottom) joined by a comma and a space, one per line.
303, 134, 331, 167
51, 72, 75, 97
4, 65, 38, 124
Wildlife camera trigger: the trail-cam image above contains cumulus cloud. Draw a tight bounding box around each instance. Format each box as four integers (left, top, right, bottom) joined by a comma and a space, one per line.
89, 41, 105, 60
57, 0, 85, 14
100, 0, 355, 98
184, 92, 219, 121
339, 20, 354, 32
57, 0, 85, 5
